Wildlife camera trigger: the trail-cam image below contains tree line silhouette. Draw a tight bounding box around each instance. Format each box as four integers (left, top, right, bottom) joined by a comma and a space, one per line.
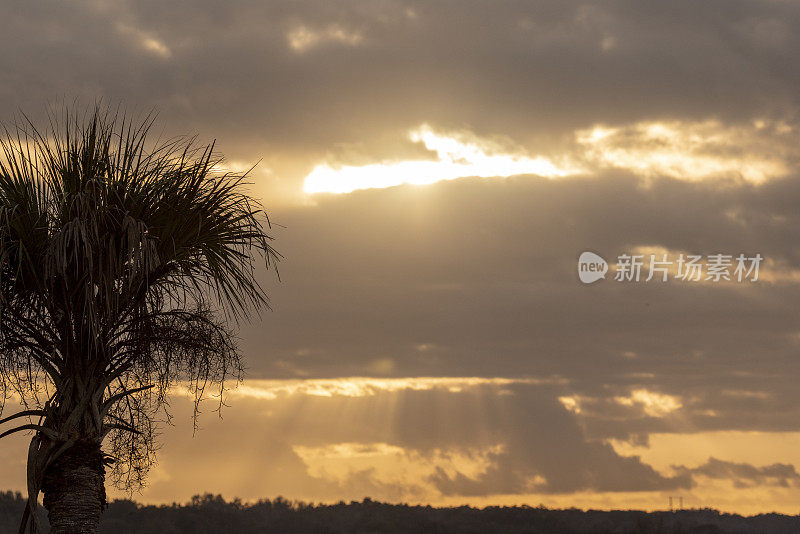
2, 491, 799, 533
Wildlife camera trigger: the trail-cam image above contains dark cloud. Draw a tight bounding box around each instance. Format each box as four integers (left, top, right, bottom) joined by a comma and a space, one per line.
227, 170, 800, 459
422, 385, 691, 495
676, 458, 800, 489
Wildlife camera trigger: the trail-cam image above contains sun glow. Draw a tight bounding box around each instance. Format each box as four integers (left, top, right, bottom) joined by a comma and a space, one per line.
303, 125, 578, 194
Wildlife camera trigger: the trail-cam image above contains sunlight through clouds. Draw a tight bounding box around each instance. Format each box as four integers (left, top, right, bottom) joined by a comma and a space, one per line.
115, 23, 171, 58
303, 125, 578, 194
303, 117, 798, 195
225, 376, 563, 400
627, 245, 800, 286
614, 389, 683, 418
576, 120, 792, 183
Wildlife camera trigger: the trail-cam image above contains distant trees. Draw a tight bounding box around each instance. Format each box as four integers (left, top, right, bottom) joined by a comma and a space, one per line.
0, 106, 279, 533
0, 491, 792, 534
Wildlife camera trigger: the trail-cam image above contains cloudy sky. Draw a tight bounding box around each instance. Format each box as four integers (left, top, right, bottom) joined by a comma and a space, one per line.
4, 0, 800, 515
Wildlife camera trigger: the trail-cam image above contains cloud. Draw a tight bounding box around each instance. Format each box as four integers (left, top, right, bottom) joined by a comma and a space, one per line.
115, 22, 172, 58
303, 117, 799, 194
293, 442, 504, 501
1, 0, 800, 202
575, 119, 794, 184
156, 381, 696, 499
226, 168, 800, 476
223, 377, 559, 399
287, 25, 363, 53
0, 379, 690, 502
676, 458, 800, 488
614, 389, 682, 418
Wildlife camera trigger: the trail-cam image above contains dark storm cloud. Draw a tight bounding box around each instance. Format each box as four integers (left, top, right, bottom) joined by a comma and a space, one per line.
240, 171, 800, 445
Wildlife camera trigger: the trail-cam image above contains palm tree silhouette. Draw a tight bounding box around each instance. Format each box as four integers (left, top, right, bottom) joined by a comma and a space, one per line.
0, 106, 279, 533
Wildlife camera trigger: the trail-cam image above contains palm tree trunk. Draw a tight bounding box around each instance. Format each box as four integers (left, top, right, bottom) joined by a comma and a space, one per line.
41, 440, 106, 534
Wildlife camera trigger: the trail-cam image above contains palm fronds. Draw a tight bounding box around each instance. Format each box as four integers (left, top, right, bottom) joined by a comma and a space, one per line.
0, 105, 278, 532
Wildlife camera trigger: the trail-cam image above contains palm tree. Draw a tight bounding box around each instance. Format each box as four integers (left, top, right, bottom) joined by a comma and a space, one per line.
0, 106, 279, 533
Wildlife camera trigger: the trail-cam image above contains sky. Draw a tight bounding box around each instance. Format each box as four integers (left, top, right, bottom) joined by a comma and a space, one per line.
3, 0, 800, 515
